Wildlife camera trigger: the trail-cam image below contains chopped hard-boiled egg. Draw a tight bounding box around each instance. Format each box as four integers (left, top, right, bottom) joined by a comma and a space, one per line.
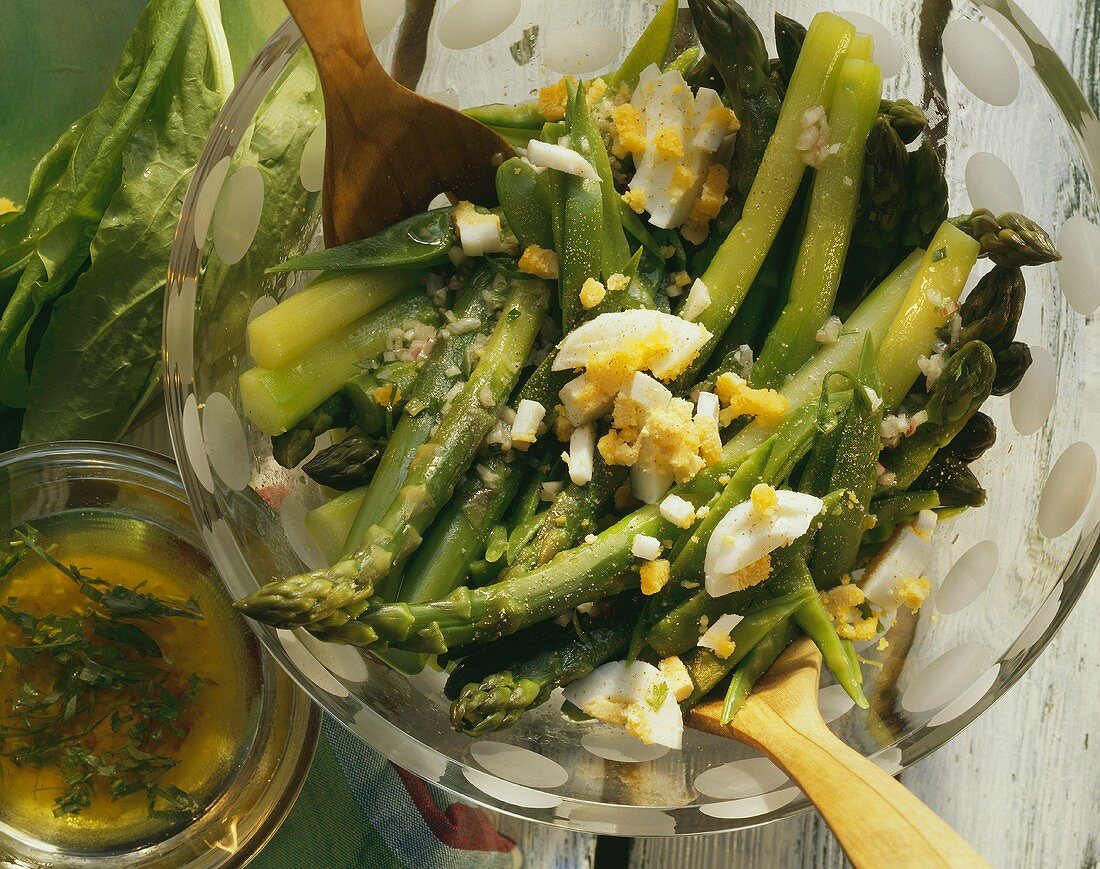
639, 558, 671, 595
658, 656, 694, 702
510, 399, 547, 447
579, 277, 606, 309
705, 490, 824, 597
859, 510, 937, 612
620, 65, 738, 229
518, 245, 559, 279
566, 422, 595, 485
698, 613, 744, 659
562, 660, 684, 748
715, 372, 788, 427
555, 310, 712, 381
660, 494, 696, 529
680, 278, 712, 322
632, 534, 662, 561
526, 139, 600, 181
453, 201, 505, 256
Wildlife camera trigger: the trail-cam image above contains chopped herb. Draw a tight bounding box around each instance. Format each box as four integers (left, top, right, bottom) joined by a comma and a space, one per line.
931, 246, 948, 262
0, 524, 205, 819
646, 681, 668, 711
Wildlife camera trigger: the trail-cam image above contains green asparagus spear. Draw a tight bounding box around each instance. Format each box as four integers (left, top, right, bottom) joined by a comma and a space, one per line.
899, 137, 948, 250
992, 341, 1032, 395
249, 270, 423, 370
240, 292, 440, 436
461, 102, 545, 130
774, 13, 807, 88
752, 57, 883, 389
391, 455, 527, 669
558, 88, 606, 332
719, 617, 799, 723
271, 393, 355, 469
862, 490, 939, 546
338, 265, 505, 568
303, 434, 383, 491
570, 82, 631, 281
343, 361, 419, 438
879, 98, 928, 144
913, 455, 987, 508
235, 278, 548, 628
875, 222, 981, 407
943, 411, 996, 463
689, 0, 782, 209
448, 597, 636, 735
680, 588, 816, 707
684, 11, 856, 379
305, 488, 366, 566
879, 341, 996, 490
838, 117, 909, 311
942, 265, 1025, 353
949, 209, 1061, 267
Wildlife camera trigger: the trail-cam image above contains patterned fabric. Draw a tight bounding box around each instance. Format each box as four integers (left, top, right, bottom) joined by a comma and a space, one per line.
253, 716, 519, 869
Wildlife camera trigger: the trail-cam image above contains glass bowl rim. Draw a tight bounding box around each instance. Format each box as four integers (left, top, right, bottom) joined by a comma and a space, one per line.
0, 439, 322, 866
162, 7, 1100, 836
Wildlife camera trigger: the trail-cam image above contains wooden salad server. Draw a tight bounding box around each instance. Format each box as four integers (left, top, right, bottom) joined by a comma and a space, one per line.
282, 0, 513, 246
691, 638, 989, 868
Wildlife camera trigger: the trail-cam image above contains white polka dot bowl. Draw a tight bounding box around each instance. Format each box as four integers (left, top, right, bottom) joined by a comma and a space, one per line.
164, 0, 1100, 835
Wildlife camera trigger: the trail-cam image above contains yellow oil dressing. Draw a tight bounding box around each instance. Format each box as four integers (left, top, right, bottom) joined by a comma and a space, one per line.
0, 512, 263, 852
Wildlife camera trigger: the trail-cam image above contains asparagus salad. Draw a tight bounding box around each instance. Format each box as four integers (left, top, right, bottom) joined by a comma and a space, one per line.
235, 1, 1060, 749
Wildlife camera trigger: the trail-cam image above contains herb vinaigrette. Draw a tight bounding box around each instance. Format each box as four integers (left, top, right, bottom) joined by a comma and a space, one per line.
0, 512, 263, 851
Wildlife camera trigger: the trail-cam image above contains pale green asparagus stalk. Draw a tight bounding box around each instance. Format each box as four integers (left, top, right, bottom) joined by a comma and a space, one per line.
752, 57, 883, 389
683, 12, 856, 382
235, 279, 548, 627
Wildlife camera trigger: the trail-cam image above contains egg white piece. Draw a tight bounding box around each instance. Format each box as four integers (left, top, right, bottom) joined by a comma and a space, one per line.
562, 660, 684, 749
627, 65, 724, 228
859, 510, 937, 611
705, 491, 824, 597
525, 139, 600, 181
553, 310, 712, 380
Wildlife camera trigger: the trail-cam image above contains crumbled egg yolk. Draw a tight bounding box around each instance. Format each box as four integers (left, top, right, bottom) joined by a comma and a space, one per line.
718, 554, 772, 593
682, 164, 730, 245
671, 271, 691, 289
611, 103, 647, 159
372, 384, 401, 405
640, 558, 671, 595
538, 78, 570, 121
579, 278, 606, 309
598, 394, 720, 485
820, 581, 879, 642
553, 404, 573, 442
670, 165, 697, 196
606, 273, 630, 294
622, 187, 647, 214
698, 620, 738, 660
658, 656, 694, 702
518, 244, 559, 279
896, 576, 932, 612
715, 372, 788, 427
585, 78, 609, 107
751, 483, 778, 516
653, 127, 684, 158
581, 694, 661, 745
0, 197, 18, 215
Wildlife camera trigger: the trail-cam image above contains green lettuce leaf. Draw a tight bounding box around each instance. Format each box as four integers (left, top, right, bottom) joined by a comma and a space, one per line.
19, 9, 223, 443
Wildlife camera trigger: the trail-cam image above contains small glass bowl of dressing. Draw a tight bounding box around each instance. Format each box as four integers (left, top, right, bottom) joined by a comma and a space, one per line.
0, 442, 319, 868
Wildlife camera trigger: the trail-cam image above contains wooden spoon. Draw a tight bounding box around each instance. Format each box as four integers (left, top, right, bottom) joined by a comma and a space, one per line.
691, 637, 989, 868
282, 0, 514, 246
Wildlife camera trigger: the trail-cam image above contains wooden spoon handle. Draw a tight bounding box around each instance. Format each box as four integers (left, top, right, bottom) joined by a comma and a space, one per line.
735, 704, 989, 868
282, 0, 388, 87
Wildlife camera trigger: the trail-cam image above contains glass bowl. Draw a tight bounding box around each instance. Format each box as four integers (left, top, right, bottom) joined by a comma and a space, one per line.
164, 0, 1100, 835
0, 443, 320, 866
